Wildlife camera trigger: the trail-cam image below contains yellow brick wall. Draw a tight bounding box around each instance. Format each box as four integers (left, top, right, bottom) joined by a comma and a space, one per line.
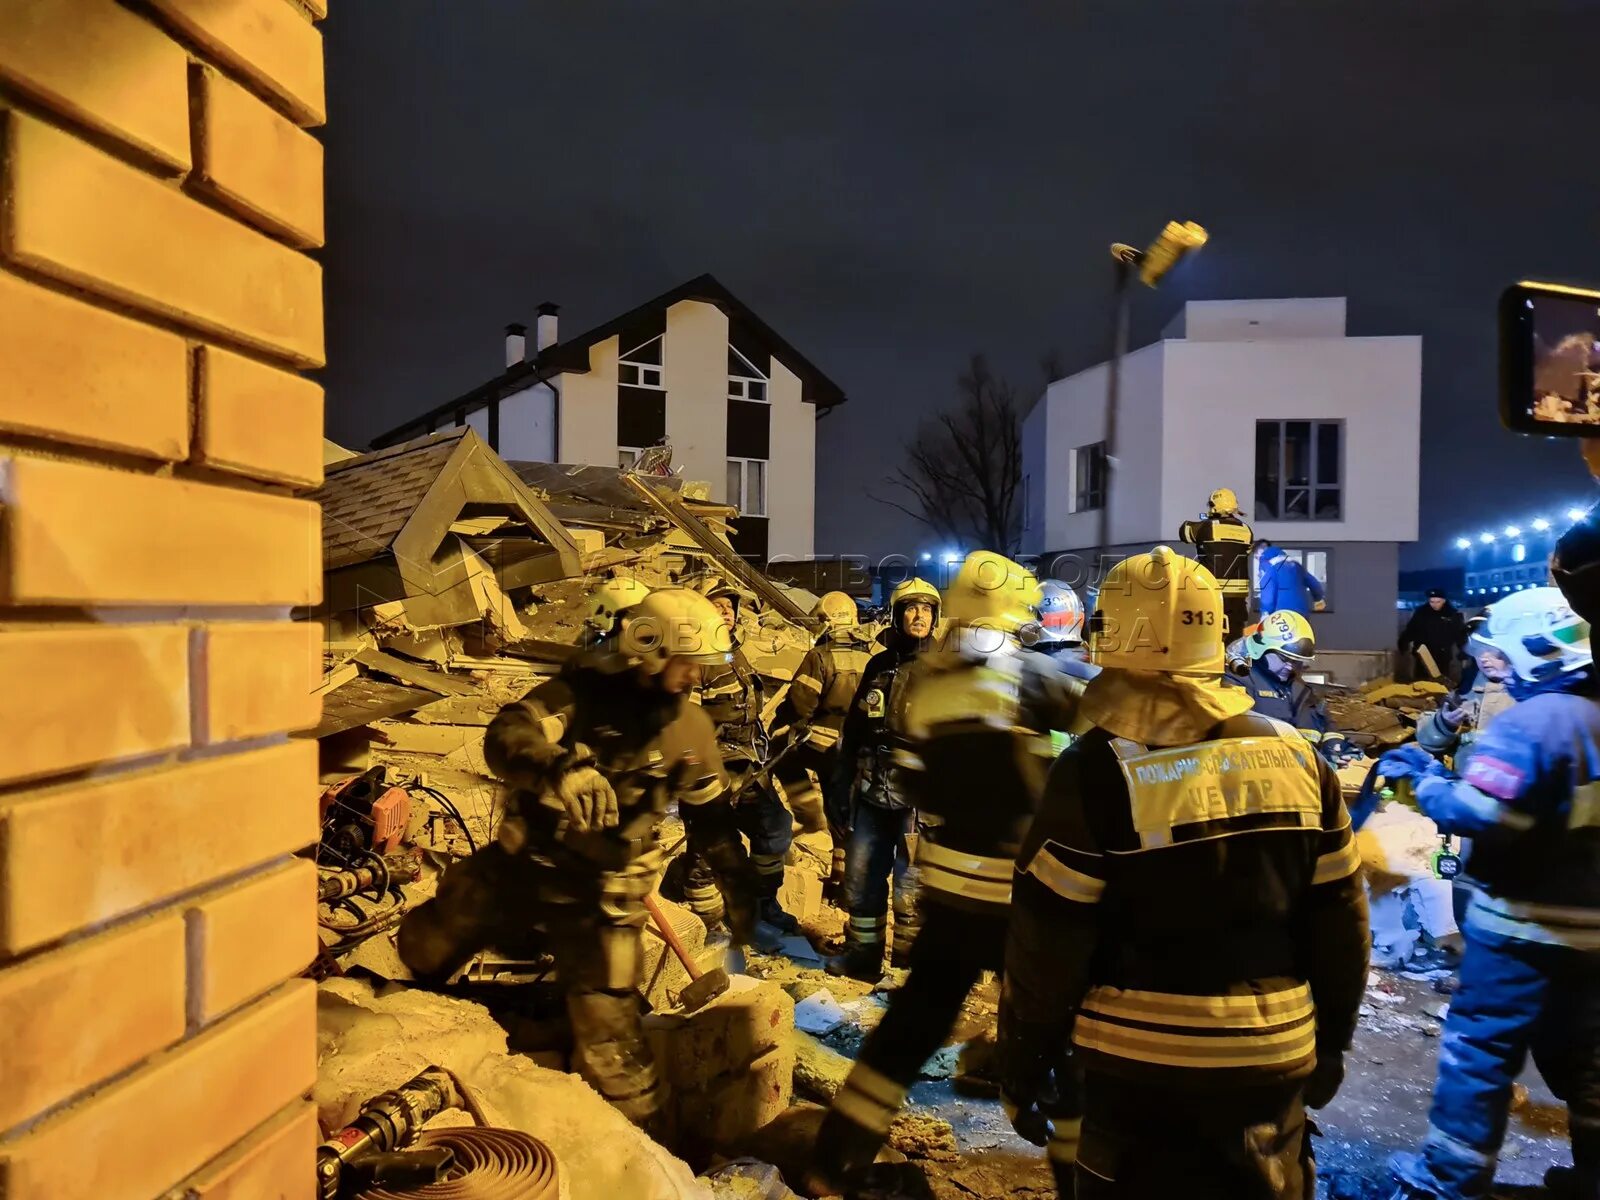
0, 2, 326, 1196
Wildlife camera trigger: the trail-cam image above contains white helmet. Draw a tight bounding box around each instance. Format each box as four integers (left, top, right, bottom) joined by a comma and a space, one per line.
618, 588, 733, 673
1477, 587, 1591, 683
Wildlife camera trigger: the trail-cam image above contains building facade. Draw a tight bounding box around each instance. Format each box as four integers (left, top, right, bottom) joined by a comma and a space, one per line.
373, 275, 844, 565
1021, 297, 1422, 651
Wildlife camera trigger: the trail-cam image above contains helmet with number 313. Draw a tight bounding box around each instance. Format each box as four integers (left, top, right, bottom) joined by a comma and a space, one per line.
1088, 546, 1226, 675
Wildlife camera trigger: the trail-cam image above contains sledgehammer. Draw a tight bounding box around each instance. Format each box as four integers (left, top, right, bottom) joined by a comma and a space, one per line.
643, 892, 730, 1013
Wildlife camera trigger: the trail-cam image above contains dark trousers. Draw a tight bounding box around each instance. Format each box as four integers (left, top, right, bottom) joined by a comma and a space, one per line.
1400, 929, 1600, 1198
1075, 1073, 1312, 1200
678, 770, 794, 932
840, 801, 921, 962
1223, 590, 1251, 641
814, 901, 1000, 1176
774, 743, 834, 834
397, 842, 665, 1127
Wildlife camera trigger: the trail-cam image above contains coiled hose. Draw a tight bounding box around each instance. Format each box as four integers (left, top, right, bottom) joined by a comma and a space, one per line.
354, 1128, 560, 1199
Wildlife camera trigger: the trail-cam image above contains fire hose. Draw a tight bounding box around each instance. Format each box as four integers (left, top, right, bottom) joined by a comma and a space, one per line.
318, 1067, 560, 1199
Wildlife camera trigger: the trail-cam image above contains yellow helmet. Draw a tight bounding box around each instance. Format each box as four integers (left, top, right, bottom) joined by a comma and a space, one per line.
1089, 545, 1226, 674
1209, 488, 1241, 516
813, 591, 858, 630
584, 576, 651, 636
890, 576, 940, 617
941, 552, 1043, 635
1253, 610, 1316, 664
619, 588, 734, 673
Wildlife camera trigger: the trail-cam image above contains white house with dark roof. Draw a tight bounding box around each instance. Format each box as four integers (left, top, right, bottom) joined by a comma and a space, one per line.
372, 275, 846, 565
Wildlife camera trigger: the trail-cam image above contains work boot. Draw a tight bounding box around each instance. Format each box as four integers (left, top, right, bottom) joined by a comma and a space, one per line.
760, 897, 800, 935
825, 945, 884, 982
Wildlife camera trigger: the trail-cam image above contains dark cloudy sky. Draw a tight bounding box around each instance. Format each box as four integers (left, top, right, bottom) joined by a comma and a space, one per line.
320, 1, 1599, 569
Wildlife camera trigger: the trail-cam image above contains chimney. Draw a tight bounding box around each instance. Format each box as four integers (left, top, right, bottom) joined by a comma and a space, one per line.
536, 302, 560, 352
504, 322, 527, 369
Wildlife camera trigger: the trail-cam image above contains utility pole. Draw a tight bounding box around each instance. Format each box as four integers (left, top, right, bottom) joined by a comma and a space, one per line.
1093, 221, 1209, 594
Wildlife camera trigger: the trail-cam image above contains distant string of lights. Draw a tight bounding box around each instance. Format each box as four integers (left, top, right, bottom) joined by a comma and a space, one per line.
1452, 509, 1585, 552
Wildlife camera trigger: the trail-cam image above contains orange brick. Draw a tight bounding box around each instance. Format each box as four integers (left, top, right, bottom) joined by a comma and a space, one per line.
0, 741, 318, 954
0, 981, 315, 1200
0, 916, 185, 1134
196, 345, 325, 487
0, 269, 189, 461
192, 65, 324, 249
199, 620, 323, 743
187, 858, 316, 1023
6, 111, 324, 368
182, 1100, 319, 1200
0, 0, 190, 171
148, 0, 325, 127
0, 625, 189, 787
0, 455, 322, 607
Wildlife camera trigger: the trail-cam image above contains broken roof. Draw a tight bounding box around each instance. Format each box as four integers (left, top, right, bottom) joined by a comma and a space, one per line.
309, 427, 583, 590
372, 274, 845, 448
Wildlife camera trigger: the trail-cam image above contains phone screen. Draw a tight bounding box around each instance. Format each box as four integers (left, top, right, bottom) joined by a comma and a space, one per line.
1501, 282, 1600, 435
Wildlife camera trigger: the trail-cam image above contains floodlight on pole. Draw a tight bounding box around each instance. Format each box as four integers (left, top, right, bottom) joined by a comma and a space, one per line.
1096, 219, 1209, 583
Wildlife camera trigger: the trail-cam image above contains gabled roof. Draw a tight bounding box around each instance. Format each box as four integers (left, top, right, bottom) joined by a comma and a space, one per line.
372, 273, 845, 448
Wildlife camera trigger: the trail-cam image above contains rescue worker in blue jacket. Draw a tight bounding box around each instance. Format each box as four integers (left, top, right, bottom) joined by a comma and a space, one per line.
1378, 587, 1600, 1200
1225, 609, 1332, 747
679, 577, 794, 942
806, 554, 1095, 1192
997, 547, 1369, 1198
775, 591, 875, 892
824, 576, 940, 979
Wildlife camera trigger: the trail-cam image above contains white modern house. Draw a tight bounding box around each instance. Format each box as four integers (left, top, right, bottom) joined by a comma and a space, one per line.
373, 275, 845, 564
1021, 297, 1422, 652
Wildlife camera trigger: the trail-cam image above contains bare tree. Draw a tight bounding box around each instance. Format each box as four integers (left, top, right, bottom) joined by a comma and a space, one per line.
874, 354, 1026, 555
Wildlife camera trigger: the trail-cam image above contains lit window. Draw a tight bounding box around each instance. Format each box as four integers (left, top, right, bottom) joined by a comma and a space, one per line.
1513, 543, 1527, 562
728, 346, 770, 403
727, 457, 767, 517
1255, 420, 1342, 520
619, 335, 664, 389
619, 447, 642, 469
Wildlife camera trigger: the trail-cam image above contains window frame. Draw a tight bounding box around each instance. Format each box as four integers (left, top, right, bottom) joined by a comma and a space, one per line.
619, 334, 665, 390
728, 346, 770, 405
618, 446, 643, 470
1072, 441, 1107, 513
1254, 419, 1344, 522
726, 456, 768, 517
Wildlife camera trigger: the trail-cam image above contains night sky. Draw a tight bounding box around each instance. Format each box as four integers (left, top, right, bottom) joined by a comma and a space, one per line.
320, 1, 1600, 570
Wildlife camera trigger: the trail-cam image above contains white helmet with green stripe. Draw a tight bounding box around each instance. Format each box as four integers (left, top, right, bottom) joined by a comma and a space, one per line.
1478, 586, 1591, 682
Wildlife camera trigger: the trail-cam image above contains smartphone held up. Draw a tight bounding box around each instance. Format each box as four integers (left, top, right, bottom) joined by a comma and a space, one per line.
1500, 280, 1600, 436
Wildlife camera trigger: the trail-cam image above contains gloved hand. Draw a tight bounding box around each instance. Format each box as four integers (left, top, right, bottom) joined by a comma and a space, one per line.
555, 766, 619, 832
1377, 743, 1444, 786
1437, 699, 1473, 731
1304, 1050, 1344, 1109
1314, 599, 1328, 613
1001, 1085, 1054, 1147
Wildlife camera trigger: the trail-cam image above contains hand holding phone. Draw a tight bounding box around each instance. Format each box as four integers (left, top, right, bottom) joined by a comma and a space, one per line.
1500, 281, 1600, 436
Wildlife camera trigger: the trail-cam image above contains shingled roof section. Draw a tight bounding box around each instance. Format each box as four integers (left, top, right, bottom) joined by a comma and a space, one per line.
309, 430, 466, 570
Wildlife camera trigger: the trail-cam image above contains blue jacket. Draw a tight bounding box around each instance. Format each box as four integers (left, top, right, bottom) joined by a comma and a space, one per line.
1258, 551, 1324, 618
1413, 671, 1600, 947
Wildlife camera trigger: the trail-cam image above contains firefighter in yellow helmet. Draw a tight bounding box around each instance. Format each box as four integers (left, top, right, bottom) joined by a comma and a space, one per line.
809, 554, 1096, 1192
995, 548, 1369, 1197
673, 576, 794, 942
581, 574, 652, 644
825, 576, 940, 979
1226, 609, 1331, 747
1178, 486, 1254, 640
399, 588, 739, 1137
775, 592, 875, 891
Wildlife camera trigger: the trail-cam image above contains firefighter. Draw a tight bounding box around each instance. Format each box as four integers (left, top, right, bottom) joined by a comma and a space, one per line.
1377, 588, 1600, 1200
997, 546, 1370, 1198
806, 553, 1095, 1193
1178, 486, 1255, 639
1226, 609, 1332, 745
825, 576, 940, 980
776, 591, 875, 892
682, 577, 795, 938
397, 588, 741, 1134
1030, 580, 1095, 757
